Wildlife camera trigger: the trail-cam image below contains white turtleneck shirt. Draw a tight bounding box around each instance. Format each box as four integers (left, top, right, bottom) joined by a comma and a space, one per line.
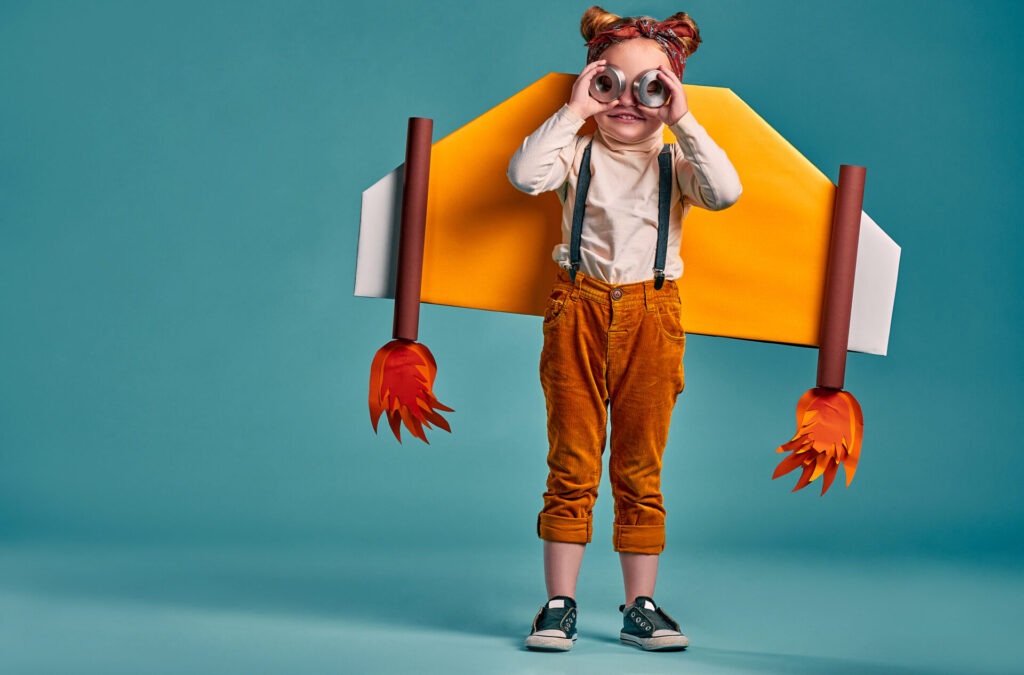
507, 103, 742, 284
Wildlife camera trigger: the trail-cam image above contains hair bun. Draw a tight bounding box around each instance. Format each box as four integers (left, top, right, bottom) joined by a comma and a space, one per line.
580, 5, 622, 42
662, 11, 701, 57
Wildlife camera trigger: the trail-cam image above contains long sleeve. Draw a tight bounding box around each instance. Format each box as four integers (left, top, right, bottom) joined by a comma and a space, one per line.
507, 103, 586, 196
669, 110, 742, 211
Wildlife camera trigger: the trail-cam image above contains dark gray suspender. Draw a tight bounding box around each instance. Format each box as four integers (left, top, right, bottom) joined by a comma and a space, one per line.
653, 146, 672, 290
568, 142, 592, 285
568, 141, 673, 290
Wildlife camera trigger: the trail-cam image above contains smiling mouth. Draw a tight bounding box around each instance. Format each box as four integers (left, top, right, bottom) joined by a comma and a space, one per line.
609, 112, 645, 121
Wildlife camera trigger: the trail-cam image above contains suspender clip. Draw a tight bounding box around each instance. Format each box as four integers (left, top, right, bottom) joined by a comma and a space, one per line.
653, 268, 665, 290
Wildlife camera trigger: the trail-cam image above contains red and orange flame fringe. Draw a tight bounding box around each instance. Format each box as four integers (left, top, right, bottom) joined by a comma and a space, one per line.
772, 387, 863, 495
369, 339, 453, 444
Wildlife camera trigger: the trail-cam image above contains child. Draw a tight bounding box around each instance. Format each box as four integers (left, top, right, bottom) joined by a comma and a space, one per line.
507, 6, 742, 652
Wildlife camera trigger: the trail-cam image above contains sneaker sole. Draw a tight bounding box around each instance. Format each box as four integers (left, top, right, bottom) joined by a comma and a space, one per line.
525, 634, 577, 651
620, 631, 689, 651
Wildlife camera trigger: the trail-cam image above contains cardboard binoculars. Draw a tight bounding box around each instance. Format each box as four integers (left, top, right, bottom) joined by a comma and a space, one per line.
589, 65, 670, 108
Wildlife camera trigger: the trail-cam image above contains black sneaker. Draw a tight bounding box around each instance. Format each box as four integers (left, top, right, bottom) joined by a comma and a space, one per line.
525, 595, 578, 651
619, 596, 689, 651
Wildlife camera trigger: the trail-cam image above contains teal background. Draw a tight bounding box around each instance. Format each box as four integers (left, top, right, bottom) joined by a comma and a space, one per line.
1, 1, 1021, 673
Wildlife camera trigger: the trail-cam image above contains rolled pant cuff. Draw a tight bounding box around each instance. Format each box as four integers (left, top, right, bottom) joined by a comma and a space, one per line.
613, 523, 665, 554
538, 513, 592, 544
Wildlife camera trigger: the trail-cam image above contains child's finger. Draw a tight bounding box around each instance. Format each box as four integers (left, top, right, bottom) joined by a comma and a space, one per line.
656, 65, 682, 93
576, 62, 606, 87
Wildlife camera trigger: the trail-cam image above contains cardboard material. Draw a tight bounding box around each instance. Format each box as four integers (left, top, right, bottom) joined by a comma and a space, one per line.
355, 73, 899, 356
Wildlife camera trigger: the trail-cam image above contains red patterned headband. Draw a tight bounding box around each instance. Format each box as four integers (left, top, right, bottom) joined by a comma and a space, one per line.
585, 17, 694, 79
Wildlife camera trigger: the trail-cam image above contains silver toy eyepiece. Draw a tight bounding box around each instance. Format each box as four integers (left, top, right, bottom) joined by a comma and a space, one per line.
633, 69, 668, 108
589, 64, 626, 103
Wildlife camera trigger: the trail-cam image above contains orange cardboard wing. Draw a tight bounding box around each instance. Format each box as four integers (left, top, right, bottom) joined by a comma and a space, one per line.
355, 73, 899, 356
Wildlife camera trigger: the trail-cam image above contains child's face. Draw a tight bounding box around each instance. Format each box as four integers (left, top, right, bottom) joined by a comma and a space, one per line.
593, 39, 675, 143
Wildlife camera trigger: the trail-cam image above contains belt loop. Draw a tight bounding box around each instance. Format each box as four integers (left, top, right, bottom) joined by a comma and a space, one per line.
644, 279, 654, 312
571, 269, 581, 301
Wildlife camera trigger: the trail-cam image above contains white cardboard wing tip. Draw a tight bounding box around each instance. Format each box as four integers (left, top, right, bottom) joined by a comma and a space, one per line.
354, 165, 402, 299
849, 210, 901, 356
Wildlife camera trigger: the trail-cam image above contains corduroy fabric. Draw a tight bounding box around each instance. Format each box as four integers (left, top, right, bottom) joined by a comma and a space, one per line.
538, 268, 686, 554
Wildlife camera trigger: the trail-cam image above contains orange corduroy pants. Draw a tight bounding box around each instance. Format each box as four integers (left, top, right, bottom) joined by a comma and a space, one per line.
538, 268, 686, 555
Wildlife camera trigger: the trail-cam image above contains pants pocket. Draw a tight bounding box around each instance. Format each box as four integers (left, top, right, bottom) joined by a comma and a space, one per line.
542, 288, 574, 330
654, 301, 686, 341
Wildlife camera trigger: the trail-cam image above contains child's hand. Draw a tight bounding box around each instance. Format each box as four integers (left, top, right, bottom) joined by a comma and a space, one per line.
567, 60, 621, 120
654, 65, 689, 126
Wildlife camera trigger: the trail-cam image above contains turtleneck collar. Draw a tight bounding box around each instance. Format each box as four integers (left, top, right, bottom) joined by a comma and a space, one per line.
594, 125, 663, 154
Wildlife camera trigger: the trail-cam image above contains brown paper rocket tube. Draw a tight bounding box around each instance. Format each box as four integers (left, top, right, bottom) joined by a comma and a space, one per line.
772, 164, 866, 495
368, 117, 453, 444
393, 117, 432, 341
817, 164, 866, 390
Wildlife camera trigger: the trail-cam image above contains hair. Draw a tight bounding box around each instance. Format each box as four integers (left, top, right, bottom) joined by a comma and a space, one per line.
580, 5, 702, 58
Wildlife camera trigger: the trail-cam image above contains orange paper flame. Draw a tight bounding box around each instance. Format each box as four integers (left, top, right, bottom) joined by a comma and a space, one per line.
369, 339, 453, 444
772, 387, 863, 495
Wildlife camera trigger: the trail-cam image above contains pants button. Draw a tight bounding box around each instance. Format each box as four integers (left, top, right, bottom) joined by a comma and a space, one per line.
611, 288, 623, 300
